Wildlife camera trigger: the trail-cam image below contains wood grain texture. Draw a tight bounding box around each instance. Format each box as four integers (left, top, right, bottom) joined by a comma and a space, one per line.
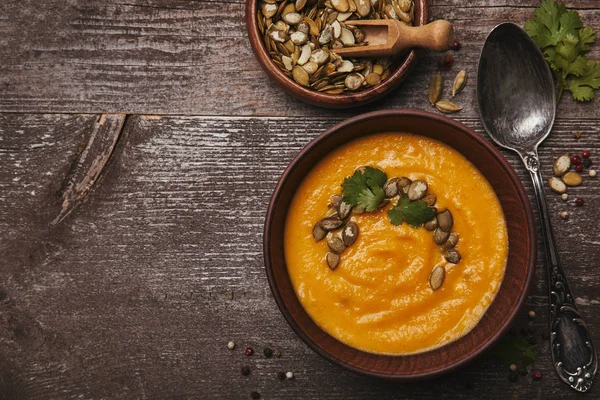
0, 0, 598, 115
1, 113, 599, 399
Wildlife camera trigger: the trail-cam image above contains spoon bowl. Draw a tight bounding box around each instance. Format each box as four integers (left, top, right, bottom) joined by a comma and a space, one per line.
477, 22, 597, 393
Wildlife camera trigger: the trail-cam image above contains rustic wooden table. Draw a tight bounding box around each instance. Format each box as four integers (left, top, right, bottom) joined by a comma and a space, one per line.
1, 1, 599, 399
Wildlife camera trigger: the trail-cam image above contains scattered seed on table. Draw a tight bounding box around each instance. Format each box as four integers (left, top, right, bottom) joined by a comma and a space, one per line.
528, 310, 536, 319
451, 39, 461, 51
277, 372, 286, 380
583, 150, 591, 158
561, 193, 569, 201
509, 364, 517, 372
438, 53, 454, 69
245, 347, 254, 356
241, 366, 251, 376
532, 370, 543, 380
571, 154, 582, 165
576, 198, 585, 207
583, 158, 593, 168
274, 349, 282, 358
590, 169, 597, 177
251, 391, 261, 399
576, 164, 584, 172
509, 371, 519, 382
573, 131, 582, 139
286, 371, 294, 380
227, 341, 236, 350
561, 211, 569, 219
263, 348, 273, 358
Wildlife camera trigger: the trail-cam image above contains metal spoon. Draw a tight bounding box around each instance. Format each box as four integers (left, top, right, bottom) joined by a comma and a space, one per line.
477, 22, 597, 392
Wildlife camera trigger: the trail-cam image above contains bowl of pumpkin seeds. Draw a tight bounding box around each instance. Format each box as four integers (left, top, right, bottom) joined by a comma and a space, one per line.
246, 0, 427, 108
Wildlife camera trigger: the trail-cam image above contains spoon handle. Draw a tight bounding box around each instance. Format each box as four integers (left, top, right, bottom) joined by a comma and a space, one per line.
522, 151, 598, 392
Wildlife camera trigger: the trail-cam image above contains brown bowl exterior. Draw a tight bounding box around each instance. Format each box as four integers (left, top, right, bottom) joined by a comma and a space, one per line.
264, 109, 536, 379
245, 0, 428, 109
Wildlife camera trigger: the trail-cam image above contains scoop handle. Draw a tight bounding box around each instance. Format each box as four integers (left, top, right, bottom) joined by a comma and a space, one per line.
393, 20, 454, 53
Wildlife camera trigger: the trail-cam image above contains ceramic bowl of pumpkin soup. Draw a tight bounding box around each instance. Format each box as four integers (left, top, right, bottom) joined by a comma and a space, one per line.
264, 109, 536, 379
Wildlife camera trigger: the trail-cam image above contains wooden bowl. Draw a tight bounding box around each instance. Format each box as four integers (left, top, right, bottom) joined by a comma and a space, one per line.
245, 0, 428, 109
264, 109, 536, 379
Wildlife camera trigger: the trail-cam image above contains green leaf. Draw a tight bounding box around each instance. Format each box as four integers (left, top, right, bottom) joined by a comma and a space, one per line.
568, 59, 600, 101
491, 335, 536, 367
341, 167, 387, 210
579, 26, 596, 53
357, 186, 385, 212
566, 55, 588, 77
388, 196, 436, 228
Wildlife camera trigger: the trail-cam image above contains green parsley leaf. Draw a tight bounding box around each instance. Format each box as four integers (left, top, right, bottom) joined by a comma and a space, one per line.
568, 59, 600, 101
491, 336, 536, 367
388, 196, 436, 228
525, 0, 600, 103
357, 186, 386, 212
341, 167, 387, 210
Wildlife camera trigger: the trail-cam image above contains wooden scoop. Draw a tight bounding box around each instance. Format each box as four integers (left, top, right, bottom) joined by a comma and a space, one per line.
333, 20, 454, 58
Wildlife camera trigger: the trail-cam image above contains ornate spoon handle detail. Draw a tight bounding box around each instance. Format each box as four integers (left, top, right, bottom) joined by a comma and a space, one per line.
523, 151, 598, 392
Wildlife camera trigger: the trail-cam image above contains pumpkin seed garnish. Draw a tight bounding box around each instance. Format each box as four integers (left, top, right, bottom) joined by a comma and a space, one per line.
292, 65, 310, 86
342, 222, 359, 246
422, 194, 436, 206
562, 171, 582, 186
384, 178, 400, 198
424, 216, 438, 231
548, 176, 567, 193
553, 153, 571, 176
433, 227, 450, 245
437, 210, 453, 232
407, 180, 428, 201
445, 248, 461, 264
326, 252, 340, 270
429, 265, 445, 291
313, 223, 327, 241
327, 236, 346, 254
337, 200, 353, 220
319, 216, 344, 231
451, 70, 467, 97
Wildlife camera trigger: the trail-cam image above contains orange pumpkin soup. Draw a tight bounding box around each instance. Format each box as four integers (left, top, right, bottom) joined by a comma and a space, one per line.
284, 133, 508, 355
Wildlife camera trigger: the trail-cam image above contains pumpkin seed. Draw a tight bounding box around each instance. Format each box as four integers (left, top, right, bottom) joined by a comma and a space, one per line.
297, 22, 310, 34
342, 222, 359, 246
337, 12, 352, 21
372, 64, 384, 75
310, 49, 329, 65
553, 153, 571, 176
292, 66, 310, 86
337, 60, 354, 73
452, 70, 467, 97
356, 0, 371, 17
429, 265, 445, 291
384, 178, 400, 198
345, 73, 364, 90
340, 28, 356, 45
326, 252, 340, 270
422, 194, 436, 206
353, 205, 365, 214
261, 2, 278, 18
296, 0, 307, 11
445, 232, 459, 249
313, 223, 327, 241
283, 12, 303, 25
319, 24, 333, 44
562, 171, 582, 187
282, 56, 294, 71
297, 44, 312, 65
303, 61, 319, 74
445, 249, 461, 264
331, 0, 350, 12
328, 236, 346, 254
437, 210, 453, 232
397, 177, 412, 194
428, 72, 443, 105
548, 176, 567, 193
291, 31, 308, 45
366, 73, 381, 86
424, 216, 438, 231
407, 180, 428, 201
337, 201, 353, 220
319, 216, 344, 231
329, 194, 342, 209
435, 100, 462, 113
433, 228, 450, 245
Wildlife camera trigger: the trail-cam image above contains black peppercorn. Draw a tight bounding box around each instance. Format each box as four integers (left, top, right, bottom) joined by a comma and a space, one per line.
241, 366, 251, 376
583, 158, 593, 168
277, 372, 286, 380
250, 391, 261, 399
263, 348, 273, 358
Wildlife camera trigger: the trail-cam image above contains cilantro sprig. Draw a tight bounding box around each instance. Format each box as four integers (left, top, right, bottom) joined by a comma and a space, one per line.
341, 166, 387, 212
341, 167, 436, 227
524, 0, 600, 102
388, 195, 437, 228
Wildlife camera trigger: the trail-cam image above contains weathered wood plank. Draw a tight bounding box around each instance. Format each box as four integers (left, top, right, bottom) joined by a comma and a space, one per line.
1, 1, 599, 115
1, 114, 599, 399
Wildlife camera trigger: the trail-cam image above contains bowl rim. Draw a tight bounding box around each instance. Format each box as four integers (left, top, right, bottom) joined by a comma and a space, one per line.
245, 0, 428, 109
263, 109, 537, 379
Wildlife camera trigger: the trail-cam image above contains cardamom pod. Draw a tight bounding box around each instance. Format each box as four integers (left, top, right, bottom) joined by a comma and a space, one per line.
452, 70, 467, 97
435, 100, 462, 113
428, 72, 443, 105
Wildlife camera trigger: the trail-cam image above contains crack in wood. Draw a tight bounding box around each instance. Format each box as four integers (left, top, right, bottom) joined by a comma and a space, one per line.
51, 113, 127, 226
